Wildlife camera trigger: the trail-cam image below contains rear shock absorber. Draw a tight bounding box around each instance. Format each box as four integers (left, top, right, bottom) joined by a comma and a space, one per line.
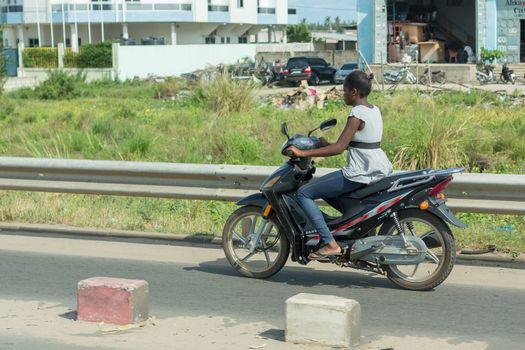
392, 212, 418, 254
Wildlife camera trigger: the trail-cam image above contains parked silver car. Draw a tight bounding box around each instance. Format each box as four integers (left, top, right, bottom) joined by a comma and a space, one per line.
334, 62, 358, 84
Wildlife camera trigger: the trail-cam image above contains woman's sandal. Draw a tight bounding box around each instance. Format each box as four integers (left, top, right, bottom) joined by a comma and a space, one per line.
309, 248, 343, 261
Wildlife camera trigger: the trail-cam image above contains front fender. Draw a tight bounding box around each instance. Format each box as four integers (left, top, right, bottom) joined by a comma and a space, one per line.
236, 193, 268, 209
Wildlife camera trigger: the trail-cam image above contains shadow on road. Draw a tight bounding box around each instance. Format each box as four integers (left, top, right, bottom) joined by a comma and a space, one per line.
184, 258, 398, 290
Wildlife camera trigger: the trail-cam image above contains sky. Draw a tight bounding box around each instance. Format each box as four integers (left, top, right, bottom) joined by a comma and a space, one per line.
288, 0, 357, 24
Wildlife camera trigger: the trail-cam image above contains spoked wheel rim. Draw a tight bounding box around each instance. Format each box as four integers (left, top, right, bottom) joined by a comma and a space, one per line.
225, 212, 284, 274
384, 218, 446, 283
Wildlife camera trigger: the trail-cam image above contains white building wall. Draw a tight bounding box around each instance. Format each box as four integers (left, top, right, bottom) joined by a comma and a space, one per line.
229, 0, 257, 24
23, 0, 51, 23
193, 0, 209, 22
5, 0, 290, 46
275, 0, 288, 24
16, 0, 288, 25
117, 43, 257, 78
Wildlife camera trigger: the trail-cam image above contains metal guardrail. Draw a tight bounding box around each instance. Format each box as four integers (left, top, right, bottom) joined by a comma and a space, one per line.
0, 157, 524, 215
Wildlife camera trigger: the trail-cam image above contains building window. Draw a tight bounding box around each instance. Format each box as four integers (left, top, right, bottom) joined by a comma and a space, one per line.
91, 0, 112, 11
208, 0, 228, 12
28, 38, 39, 47
239, 37, 248, 44
205, 37, 216, 44
288, 9, 297, 15
237, 0, 244, 8
258, 7, 276, 14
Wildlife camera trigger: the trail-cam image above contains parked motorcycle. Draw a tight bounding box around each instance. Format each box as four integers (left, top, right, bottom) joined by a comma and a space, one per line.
419, 67, 446, 85
222, 119, 466, 291
256, 61, 285, 86
500, 63, 516, 84
383, 65, 417, 84
476, 64, 495, 85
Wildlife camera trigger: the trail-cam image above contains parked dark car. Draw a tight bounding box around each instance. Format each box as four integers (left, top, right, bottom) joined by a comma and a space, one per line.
283, 57, 337, 86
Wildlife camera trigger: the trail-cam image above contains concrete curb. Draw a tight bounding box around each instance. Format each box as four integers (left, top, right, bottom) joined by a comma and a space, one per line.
1, 222, 524, 269
0, 222, 223, 245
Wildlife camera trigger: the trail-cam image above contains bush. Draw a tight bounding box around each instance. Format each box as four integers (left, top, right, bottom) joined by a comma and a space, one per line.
63, 49, 80, 68
480, 47, 505, 64
35, 70, 86, 100
22, 48, 58, 68
76, 42, 113, 68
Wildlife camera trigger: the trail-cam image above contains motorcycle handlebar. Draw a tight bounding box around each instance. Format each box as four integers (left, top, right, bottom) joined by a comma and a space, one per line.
284, 148, 295, 157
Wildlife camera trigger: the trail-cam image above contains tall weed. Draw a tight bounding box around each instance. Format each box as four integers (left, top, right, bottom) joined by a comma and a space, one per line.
197, 74, 257, 117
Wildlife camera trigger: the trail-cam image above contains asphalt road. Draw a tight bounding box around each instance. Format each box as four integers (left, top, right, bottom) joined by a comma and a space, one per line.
0, 231, 524, 349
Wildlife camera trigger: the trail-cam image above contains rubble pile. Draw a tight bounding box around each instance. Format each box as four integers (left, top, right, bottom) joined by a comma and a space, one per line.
272, 82, 344, 109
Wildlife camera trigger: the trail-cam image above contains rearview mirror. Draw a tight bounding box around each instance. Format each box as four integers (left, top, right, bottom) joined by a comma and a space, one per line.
281, 122, 290, 139
320, 118, 337, 131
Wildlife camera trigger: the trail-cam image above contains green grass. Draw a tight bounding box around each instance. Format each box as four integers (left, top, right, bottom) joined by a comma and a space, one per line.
0, 81, 524, 254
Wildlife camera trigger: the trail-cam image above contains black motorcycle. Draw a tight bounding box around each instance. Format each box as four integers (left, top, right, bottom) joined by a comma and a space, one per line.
222, 119, 466, 291
500, 63, 516, 84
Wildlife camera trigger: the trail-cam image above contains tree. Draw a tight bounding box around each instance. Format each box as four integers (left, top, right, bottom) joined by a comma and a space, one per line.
324, 16, 332, 31
334, 16, 343, 33
287, 24, 312, 43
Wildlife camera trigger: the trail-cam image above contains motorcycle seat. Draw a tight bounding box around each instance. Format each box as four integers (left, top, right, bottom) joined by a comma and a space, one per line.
344, 169, 431, 199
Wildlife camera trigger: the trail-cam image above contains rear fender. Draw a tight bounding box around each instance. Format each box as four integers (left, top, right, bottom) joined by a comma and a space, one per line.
428, 200, 467, 229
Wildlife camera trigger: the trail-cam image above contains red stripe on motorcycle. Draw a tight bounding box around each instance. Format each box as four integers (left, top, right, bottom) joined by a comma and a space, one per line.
376, 196, 404, 213
333, 194, 407, 234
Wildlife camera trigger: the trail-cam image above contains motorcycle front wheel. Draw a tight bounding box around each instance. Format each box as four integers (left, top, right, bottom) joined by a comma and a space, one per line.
378, 209, 456, 291
223, 205, 290, 279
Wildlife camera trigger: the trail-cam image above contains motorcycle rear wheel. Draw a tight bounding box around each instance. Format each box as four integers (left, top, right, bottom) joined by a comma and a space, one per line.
378, 209, 456, 291
223, 205, 289, 279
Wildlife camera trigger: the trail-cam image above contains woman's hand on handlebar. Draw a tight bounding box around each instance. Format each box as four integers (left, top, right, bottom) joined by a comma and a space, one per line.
286, 146, 306, 158
319, 137, 330, 147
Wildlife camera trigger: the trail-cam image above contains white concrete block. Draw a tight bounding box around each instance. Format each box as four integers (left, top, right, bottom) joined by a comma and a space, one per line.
286, 293, 361, 348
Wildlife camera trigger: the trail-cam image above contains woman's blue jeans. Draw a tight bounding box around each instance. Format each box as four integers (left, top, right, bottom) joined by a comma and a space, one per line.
296, 170, 365, 244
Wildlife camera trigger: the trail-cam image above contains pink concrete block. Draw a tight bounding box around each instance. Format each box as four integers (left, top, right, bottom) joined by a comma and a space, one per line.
77, 277, 149, 325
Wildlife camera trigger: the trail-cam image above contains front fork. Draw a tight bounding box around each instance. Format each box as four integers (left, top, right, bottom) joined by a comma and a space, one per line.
247, 217, 273, 254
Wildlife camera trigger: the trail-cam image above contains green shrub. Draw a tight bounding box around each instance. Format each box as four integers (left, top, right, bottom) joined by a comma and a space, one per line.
22, 48, 58, 68
77, 42, 112, 68
35, 70, 86, 100
480, 47, 505, 64
63, 49, 80, 68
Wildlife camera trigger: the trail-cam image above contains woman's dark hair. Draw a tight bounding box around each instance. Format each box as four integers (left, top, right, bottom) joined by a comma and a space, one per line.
344, 70, 373, 97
